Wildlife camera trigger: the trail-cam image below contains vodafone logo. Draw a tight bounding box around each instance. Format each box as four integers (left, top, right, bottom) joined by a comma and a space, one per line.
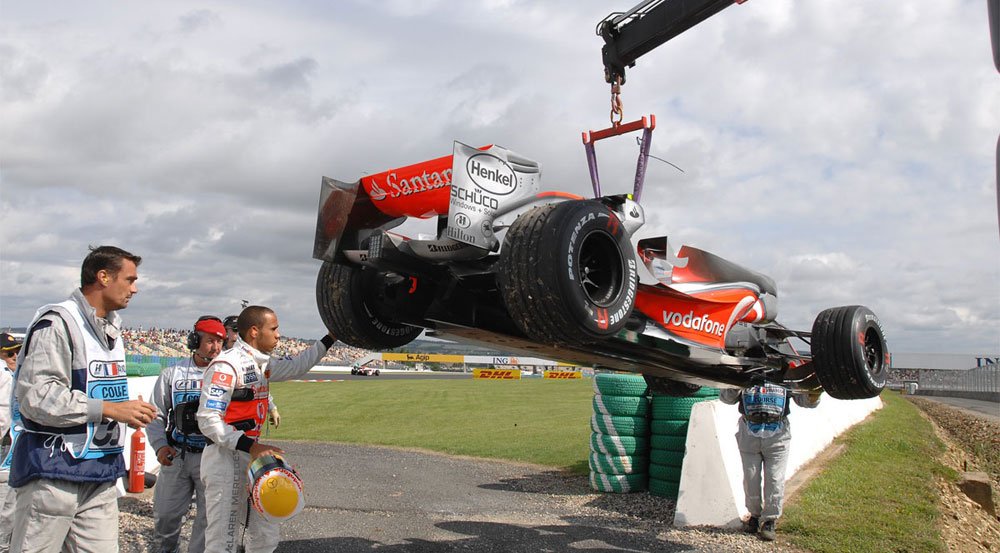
662, 310, 727, 337
211, 372, 234, 388
466, 154, 516, 196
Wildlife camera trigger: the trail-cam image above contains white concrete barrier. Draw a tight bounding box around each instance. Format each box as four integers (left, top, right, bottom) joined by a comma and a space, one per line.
673, 393, 882, 528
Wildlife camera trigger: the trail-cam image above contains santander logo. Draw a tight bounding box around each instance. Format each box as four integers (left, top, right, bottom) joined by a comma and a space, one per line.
466, 154, 517, 196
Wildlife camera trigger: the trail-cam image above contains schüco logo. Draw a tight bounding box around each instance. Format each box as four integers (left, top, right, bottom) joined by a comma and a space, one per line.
466, 154, 517, 196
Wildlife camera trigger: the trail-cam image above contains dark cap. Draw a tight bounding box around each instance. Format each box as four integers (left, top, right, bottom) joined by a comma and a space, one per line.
0, 333, 24, 352
223, 315, 239, 331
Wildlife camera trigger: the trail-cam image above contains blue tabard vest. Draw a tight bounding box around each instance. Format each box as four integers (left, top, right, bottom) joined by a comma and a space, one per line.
740, 383, 790, 438
165, 359, 207, 450
9, 301, 129, 487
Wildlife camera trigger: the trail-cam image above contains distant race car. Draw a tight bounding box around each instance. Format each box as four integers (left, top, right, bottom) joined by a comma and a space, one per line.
350, 366, 381, 376
312, 116, 888, 399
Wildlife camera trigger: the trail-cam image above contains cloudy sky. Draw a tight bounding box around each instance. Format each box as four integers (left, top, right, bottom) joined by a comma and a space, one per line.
1, 0, 997, 354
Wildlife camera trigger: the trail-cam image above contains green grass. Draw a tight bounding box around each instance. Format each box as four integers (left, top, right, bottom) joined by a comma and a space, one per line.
268, 378, 595, 472
781, 391, 954, 553
270, 380, 958, 552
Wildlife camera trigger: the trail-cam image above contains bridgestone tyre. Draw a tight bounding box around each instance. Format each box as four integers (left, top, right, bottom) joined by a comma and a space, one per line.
649, 462, 683, 481
316, 261, 423, 350
811, 305, 889, 399
590, 414, 650, 437
650, 397, 705, 420
498, 200, 638, 344
592, 373, 649, 397
648, 477, 680, 498
590, 432, 650, 456
588, 453, 648, 475
650, 419, 689, 436
593, 394, 650, 417
589, 472, 647, 493
650, 435, 686, 452
649, 448, 686, 467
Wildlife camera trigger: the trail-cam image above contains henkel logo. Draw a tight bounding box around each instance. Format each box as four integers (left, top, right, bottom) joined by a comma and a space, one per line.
662, 310, 727, 337
466, 154, 516, 196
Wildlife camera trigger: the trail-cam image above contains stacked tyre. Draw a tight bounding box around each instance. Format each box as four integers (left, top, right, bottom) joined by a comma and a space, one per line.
647, 388, 719, 498
588, 373, 650, 493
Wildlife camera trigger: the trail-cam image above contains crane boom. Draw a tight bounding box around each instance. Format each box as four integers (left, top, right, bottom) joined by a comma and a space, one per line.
599, 0, 746, 85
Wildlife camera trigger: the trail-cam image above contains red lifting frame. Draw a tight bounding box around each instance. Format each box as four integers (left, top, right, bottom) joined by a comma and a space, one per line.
582, 114, 656, 202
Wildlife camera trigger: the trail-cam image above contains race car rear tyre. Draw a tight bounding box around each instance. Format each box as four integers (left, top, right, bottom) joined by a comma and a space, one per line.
811, 305, 889, 400
316, 261, 423, 350
498, 200, 638, 344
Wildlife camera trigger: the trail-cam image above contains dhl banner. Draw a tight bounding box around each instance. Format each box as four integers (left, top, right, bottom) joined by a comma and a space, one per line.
543, 370, 582, 380
473, 368, 521, 380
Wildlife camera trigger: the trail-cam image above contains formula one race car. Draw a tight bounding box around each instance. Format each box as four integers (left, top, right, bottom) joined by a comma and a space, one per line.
311, 114, 889, 399
350, 366, 381, 376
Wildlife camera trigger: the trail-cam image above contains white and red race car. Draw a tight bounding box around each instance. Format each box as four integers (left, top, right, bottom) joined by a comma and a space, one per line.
311, 115, 888, 399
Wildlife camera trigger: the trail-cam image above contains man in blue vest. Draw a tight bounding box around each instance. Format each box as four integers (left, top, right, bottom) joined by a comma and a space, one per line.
9, 245, 158, 552
147, 316, 228, 553
720, 379, 821, 541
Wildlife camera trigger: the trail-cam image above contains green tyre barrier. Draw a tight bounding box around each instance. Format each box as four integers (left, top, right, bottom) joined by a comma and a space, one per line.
592, 394, 649, 417
650, 419, 688, 435
649, 462, 683, 481
590, 414, 649, 437
588, 452, 648, 475
649, 448, 686, 467
648, 477, 680, 498
650, 396, 708, 419
589, 471, 647, 493
592, 373, 649, 397
650, 435, 686, 451
590, 432, 649, 456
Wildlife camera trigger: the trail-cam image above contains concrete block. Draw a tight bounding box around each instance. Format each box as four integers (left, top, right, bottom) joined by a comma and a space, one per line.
673, 393, 883, 527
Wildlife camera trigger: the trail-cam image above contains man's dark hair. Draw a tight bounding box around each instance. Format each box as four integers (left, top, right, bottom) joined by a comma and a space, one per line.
237, 306, 275, 339
81, 245, 142, 287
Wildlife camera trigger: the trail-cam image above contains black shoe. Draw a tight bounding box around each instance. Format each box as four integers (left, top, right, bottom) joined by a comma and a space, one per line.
759, 520, 776, 541
745, 516, 759, 534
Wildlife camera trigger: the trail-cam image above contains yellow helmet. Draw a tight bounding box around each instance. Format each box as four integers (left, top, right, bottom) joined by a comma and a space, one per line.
247, 454, 304, 522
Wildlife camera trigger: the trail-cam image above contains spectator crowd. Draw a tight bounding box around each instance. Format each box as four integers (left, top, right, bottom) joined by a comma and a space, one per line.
121, 326, 368, 365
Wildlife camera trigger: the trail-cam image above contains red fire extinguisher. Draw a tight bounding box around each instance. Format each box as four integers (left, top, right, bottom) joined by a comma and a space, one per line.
128, 426, 146, 493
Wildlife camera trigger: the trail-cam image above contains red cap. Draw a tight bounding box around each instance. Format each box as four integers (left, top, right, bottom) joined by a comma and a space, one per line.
194, 318, 227, 339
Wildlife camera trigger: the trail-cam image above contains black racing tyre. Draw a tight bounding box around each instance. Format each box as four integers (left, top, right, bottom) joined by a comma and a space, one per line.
590, 414, 650, 437
592, 373, 649, 397
590, 432, 650, 456
650, 419, 688, 436
498, 200, 638, 344
589, 472, 647, 493
316, 261, 423, 350
811, 305, 889, 399
593, 394, 650, 417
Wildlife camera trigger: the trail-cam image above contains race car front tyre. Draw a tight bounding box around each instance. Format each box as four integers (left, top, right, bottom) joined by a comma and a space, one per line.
811, 305, 889, 399
498, 200, 638, 344
316, 261, 423, 350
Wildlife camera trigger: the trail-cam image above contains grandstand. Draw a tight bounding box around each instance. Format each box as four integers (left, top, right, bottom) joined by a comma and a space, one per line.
122, 327, 370, 369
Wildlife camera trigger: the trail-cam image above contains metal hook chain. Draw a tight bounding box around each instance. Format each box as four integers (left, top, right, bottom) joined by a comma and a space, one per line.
610, 79, 623, 126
